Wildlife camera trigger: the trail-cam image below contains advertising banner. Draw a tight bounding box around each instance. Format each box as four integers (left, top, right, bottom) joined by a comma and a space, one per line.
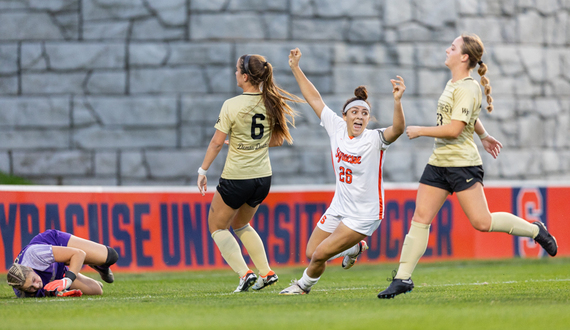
1, 184, 568, 272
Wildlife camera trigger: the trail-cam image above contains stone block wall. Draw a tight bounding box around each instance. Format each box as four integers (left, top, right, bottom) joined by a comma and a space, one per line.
0, 0, 568, 186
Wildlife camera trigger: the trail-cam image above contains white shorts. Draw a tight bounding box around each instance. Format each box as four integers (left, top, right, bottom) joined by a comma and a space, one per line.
316, 212, 381, 236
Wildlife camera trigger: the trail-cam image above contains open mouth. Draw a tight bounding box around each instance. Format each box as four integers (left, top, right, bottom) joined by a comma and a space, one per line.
353, 122, 363, 130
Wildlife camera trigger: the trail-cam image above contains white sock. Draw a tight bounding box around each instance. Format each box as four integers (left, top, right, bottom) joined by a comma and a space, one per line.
298, 268, 320, 290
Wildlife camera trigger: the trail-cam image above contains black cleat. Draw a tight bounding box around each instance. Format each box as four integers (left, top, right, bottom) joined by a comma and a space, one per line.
378, 271, 414, 299
533, 221, 558, 256
90, 265, 114, 283
234, 270, 257, 293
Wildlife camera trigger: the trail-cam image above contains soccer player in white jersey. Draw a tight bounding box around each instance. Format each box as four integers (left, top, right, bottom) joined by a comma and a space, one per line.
279, 48, 406, 295
378, 34, 558, 299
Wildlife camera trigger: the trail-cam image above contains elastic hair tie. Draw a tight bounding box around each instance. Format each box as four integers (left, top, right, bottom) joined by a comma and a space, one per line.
478, 60, 483, 65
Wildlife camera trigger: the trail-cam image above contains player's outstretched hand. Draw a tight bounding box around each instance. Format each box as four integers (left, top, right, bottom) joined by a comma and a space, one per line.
44, 277, 72, 293
289, 48, 302, 68
391, 75, 406, 101
406, 126, 421, 139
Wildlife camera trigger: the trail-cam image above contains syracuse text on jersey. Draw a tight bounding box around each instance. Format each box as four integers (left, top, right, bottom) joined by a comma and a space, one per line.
335, 147, 362, 164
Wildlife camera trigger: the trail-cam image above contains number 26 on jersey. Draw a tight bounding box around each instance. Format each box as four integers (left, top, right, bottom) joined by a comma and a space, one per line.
339, 166, 352, 184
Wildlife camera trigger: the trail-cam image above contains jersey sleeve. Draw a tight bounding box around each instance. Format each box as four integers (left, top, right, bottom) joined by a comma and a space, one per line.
376, 128, 391, 150
214, 100, 232, 134
21, 245, 55, 271
451, 85, 477, 124
320, 105, 345, 136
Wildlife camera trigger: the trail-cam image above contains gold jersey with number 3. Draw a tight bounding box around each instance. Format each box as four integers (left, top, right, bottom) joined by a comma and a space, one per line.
214, 93, 272, 180
428, 77, 483, 167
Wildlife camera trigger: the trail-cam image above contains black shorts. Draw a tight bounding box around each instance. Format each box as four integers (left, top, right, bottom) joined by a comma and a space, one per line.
217, 176, 272, 209
419, 164, 484, 194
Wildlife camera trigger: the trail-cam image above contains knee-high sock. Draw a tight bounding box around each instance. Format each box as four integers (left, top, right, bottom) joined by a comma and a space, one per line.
489, 212, 539, 238
395, 221, 430, 280
234, 224, 271, 276
211, 229, 249, 277
327, 243, 360, 261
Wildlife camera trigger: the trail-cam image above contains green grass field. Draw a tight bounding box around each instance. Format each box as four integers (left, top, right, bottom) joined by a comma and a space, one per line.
1, 258, 569, 330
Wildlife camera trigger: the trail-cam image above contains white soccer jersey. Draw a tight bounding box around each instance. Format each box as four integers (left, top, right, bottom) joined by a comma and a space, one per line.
320, 105, 391, 220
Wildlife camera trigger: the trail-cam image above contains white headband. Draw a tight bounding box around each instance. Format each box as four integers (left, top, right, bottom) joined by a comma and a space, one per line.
343, 100, 370, 114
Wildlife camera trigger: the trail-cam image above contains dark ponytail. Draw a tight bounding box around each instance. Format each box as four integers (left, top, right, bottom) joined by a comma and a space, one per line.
342, 85, 371, 114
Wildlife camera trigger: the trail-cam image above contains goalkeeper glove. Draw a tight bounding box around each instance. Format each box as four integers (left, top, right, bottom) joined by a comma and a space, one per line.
44, 270, 76, 293
44, 277, 73, 293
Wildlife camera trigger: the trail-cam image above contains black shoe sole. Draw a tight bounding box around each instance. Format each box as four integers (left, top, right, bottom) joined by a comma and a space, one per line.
377, 289, 413, 299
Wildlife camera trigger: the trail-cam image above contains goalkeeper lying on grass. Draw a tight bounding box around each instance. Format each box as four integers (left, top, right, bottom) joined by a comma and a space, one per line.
6, 230, 118, 298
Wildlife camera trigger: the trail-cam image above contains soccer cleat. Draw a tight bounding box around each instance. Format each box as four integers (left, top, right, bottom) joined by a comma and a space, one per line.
252, 270, 279, 290
342, 240, 369, 269
533, 221, 558, 256
57, 289, 83, 297
90, 265, 114, 283
234, 270, 257, 293
279, 280, 310, 295
377, 271, 414, 299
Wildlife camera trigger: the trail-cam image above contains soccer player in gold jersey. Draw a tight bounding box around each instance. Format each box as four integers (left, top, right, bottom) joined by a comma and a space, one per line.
378, 34, 558, 299
197, 54, 302, 293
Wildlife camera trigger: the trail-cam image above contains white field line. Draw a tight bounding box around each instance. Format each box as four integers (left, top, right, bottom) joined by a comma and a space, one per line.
10, 278, 569, 302
201, 277, 570, 296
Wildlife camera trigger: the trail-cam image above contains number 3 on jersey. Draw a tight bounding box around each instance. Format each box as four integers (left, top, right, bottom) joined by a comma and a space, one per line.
339, 166, 352, 184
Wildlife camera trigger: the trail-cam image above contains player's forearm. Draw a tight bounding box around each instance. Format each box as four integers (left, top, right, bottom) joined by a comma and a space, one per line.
291, 66, 324, 117
67, 250, 86, 275
200, 141, 223, 171
391, 99, 405, 136
418, 124, 461, 139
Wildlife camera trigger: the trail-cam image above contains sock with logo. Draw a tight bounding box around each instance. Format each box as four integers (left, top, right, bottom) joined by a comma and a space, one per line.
327, 243, 360, 261
211, 229, 250, 277
234, 224, 271, 275
395, 221, 430, 280
298, 268, 320, 291
489, 212, 539, 238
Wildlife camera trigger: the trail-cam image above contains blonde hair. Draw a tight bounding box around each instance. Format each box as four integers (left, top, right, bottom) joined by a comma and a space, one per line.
7, 263, 33, 290
239, 54, 304, 144
461, 34, 493, 112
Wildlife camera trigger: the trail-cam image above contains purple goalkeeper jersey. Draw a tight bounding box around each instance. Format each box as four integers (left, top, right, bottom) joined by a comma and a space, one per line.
13, 230, 71, 298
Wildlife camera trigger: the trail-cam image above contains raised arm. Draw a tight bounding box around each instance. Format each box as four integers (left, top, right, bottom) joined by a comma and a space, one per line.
288, 48, 326, 119
382, 76, 406, 143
